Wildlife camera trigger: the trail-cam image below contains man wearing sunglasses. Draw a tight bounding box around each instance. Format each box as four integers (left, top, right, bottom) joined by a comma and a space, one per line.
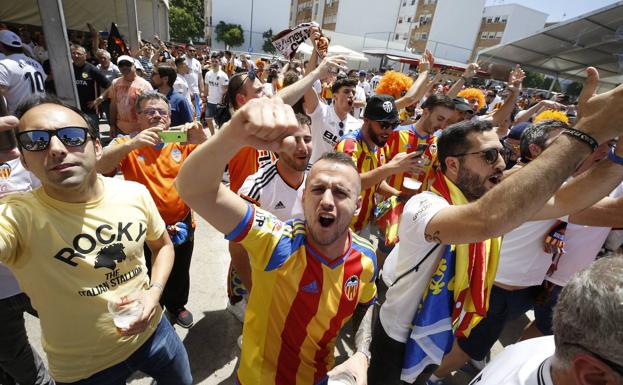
108, 55, 153, 138
0, 95, 191, 384
335, 95, 425, 235
97, 91, 207, 329
370, 67, 623, 385
468, 257, 623, 385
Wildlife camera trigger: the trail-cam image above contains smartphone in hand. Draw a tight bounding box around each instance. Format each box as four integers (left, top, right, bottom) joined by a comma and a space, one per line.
159, 130, 187, 143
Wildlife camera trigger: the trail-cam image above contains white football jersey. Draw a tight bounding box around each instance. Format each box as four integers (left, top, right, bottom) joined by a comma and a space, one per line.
0, 53, 46, 113
237, 162, 305, 221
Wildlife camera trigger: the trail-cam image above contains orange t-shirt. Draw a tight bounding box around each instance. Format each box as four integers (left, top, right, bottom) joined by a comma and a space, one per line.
113, 136, 197, 224
110, 76, 153, 134
228, 147, 276, 193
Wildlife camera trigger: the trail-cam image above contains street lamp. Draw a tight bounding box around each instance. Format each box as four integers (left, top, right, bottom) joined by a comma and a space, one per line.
249, 0, 254, 52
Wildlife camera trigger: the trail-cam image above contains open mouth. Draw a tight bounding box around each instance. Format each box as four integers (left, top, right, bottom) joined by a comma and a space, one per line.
488, 173, 502, 185
347, 100, 353, 107
318, 214, 335, 227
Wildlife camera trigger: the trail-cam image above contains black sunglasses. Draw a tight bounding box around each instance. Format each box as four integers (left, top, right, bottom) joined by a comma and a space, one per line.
451, 147, 507, 164
379, 121, 399, 130
564, 342, 623, 375
17, 127, 91, 152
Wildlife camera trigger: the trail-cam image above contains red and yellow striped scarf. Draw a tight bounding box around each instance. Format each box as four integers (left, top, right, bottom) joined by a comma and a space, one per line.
429, 170, 501, 337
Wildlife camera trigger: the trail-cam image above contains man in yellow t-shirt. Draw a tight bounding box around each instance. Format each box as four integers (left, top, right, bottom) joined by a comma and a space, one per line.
0, 95, 191, 385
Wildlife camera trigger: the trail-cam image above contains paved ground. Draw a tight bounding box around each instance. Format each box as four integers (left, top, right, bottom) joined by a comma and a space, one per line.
22, 211, 533, 385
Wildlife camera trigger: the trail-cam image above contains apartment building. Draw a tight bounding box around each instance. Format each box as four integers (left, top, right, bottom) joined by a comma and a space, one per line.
474, 4, 548, 55
392, 0, 547, 63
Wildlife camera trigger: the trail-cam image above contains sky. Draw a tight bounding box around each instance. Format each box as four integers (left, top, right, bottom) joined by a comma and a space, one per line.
485, 0, 621, 22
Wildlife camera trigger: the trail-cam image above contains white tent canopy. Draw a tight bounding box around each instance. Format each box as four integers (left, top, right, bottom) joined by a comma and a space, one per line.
297, 42, 369, 62
477, 1, 623, 90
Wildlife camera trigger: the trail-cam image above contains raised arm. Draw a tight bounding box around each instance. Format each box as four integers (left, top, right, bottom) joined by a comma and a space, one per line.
395, 50, 434, 110
487, 65, 524, 125
276, 55, 346, 107
424, 67, 623, 245
175, 98, 299, 234
447, 63, 479, 98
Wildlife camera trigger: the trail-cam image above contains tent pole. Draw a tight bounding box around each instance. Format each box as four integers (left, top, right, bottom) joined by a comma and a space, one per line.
37, 0, 79, 107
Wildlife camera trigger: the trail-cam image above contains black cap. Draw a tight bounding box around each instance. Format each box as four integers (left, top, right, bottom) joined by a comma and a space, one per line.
364, 95, 399, 122
452, 97, 473, 113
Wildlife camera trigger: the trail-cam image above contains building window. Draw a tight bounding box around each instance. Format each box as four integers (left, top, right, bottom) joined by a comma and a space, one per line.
481, 32, 488, 39
488, 31, 496, 39
486, 17, 493, 23
494, 16, 500, 23
411, 0, 416, 4
403, 33, 408, 40
399, 17, 403, 24
496, 31, 503, 38
395, 33, 400, 40
501, 16, 508, 23
482, 17, 486, 23
403, 1, 407, 6
407, 16, 412, 22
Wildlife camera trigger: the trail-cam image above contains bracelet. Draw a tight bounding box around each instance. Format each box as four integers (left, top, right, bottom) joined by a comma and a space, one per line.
561, 128, 597, 152
148, 282, 164, 292
608, 146, 623, 165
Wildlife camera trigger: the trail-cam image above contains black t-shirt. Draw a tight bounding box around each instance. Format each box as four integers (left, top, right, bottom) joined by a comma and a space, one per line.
73, 62, 111, 114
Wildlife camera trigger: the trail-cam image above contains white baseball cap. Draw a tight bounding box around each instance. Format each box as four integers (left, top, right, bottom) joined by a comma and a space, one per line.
117, 55, 135, 65
0, 30, 22, 48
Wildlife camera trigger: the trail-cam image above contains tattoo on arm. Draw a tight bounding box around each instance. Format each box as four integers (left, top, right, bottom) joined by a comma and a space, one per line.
425, 230, 442, 243
354, 305, 375, 353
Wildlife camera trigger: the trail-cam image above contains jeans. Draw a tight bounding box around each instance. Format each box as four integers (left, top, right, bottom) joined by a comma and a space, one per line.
56, 318, 192, 385
0, 293, 55, 385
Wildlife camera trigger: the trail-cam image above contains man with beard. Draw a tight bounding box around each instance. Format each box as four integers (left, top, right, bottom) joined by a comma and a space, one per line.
227, 113, 313, 316
176, 97, 378, 385
97, 91, 207, 328
368, 67, 623, 385
336, 95, 424, 234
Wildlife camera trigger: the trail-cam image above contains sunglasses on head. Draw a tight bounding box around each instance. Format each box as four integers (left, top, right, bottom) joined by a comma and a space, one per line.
451, 147, 507, 164
17, 127, 91, 152
228, 69, 257, 103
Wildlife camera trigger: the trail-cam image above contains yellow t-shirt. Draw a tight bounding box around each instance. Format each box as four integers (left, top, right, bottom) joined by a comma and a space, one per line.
0, 176, 166, 382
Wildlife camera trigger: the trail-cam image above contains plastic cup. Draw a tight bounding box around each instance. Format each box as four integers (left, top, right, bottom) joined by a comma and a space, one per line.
403, 176, 422, 192
328, 372, 357, 385
107, 293, 143, 329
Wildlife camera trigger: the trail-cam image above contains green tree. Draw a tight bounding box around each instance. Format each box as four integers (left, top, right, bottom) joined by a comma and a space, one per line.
262, 29, 276, 54
169, 0, 204, 42
542, 77, 561, 92
215, 21, 244, 48
523, 71, 545, 89
565, 81, 583, 97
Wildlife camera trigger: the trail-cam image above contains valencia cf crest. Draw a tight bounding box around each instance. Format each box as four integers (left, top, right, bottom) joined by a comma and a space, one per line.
171, 148, 182, 163
0, 163, 11, 180
82, 72, 88, 79
429, 143, 437, 157
344, 275, 359, 301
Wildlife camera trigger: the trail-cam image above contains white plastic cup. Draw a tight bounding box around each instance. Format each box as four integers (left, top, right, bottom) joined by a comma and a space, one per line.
403, 176, 422, 191
108, 293, 143, 329
328, 372, 357, 385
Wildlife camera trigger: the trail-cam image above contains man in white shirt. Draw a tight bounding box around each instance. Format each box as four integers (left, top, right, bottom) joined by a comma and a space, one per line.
0, 132, 52, 385
368, 67, 623, 384
227, 114, 312, 321
0, 30, 46, 114
358, 70, 371, 97
369, 67, 385, 97
184, 45, 205, 123
348, 69, 367, 119
468, 257, 623, 385
204, 55, 229, 135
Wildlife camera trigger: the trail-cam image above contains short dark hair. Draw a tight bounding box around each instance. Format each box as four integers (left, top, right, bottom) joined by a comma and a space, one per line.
437, 120, 494, 172
155, 64, 177, 87
421, 93, 455, 111
316, 151, 358, 171
331, 77, 357, 94
519, 119, 568, 161
174, 57, 186, 67
13, 94, 100, 145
